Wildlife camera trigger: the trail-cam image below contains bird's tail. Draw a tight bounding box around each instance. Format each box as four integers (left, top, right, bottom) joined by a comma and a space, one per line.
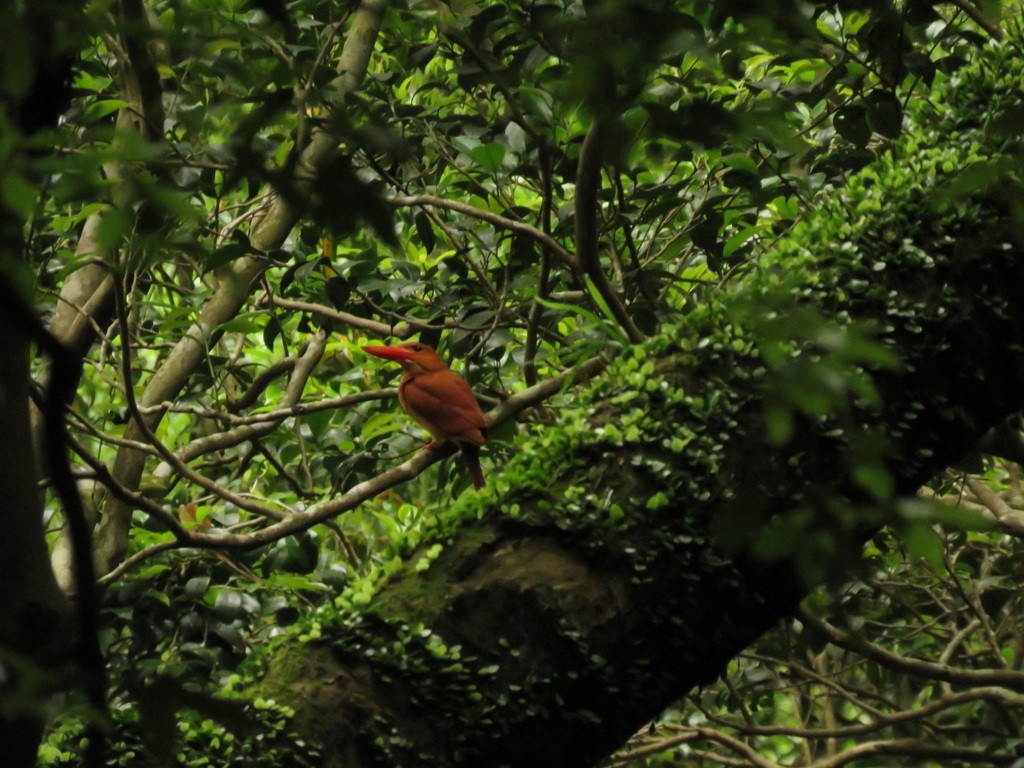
461, 444, 485, 490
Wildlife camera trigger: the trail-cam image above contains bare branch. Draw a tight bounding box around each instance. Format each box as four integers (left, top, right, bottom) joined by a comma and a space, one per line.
965, 475, 1024, 537
949, 0, 1004, 39
809, 737, 1018, 768
258, 294, 421, 338
574, 121, 644, 344
799, 610, 1024, 693
142, 390, 396, 430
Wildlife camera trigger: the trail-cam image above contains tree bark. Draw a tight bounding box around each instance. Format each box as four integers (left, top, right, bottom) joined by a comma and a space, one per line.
47, 0, 166, 590
0, 309, 75, 768
252, 43, 1024, 768
0, 1, 84, 763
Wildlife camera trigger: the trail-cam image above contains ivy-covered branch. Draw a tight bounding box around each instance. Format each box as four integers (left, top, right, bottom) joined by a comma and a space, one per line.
246, 35, 1024, 768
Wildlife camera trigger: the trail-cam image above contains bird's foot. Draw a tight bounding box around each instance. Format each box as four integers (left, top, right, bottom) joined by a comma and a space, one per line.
422, 441, 438, 451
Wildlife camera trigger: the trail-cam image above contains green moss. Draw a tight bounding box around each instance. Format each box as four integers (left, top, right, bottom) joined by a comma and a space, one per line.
378, 524, 500, 622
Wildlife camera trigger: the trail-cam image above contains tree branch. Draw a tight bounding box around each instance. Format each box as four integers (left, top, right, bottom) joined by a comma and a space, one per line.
0, 278, 107, 767
949, 0, 1004, 39
95, 354, 606, 576
799, 610, 1024, 693
574, 121, 644, 344
257, 294, 448, 338
964, 475, 1024, 537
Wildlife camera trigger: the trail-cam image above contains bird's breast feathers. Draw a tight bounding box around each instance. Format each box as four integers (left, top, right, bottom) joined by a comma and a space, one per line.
399, 371, 486, 445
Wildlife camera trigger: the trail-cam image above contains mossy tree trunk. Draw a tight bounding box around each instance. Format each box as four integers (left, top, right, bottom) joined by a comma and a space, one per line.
254, 41, 1024, 768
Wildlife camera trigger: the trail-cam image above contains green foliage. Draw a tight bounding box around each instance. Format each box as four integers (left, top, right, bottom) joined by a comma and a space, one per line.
9, 0, 1024, 765
40, 690, 321, 767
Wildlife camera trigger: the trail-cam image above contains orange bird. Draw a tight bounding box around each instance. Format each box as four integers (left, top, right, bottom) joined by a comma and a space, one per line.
361, 342, 487, 490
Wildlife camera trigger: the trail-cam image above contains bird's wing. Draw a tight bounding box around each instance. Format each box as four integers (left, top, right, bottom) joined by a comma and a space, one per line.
401, 371, 487, 445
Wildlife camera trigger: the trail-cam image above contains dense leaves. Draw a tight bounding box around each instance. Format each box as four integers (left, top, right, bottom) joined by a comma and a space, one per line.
2, 0, 1023, 765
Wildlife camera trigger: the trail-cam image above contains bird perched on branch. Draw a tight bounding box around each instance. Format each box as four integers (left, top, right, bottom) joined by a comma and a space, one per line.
361, 342, 487, 490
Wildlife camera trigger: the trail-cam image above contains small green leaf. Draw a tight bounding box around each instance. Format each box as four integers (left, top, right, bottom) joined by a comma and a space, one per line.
898, 520, 944, 568
764, 403, 794, 445
213, 590, 243, 620
263, 314, 284, 350
852, 463, 894, 501
646, 492, 669, 510
1, 171, 38, 219
185, 576, 211, 599
362, 411, 407, 440
83, 99, 130, 123
469, 143, 506, 173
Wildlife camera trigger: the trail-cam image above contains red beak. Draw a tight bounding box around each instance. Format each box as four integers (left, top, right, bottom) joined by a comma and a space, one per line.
362, 345, 415, 362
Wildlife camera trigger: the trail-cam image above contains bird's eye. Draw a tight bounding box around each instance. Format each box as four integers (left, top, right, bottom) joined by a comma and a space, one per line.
412, 345, 422, 352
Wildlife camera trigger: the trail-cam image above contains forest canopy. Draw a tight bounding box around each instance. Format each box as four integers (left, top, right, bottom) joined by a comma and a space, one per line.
2, 1, 1024, 767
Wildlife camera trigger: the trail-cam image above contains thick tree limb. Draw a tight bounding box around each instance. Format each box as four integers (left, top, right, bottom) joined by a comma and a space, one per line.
963, 476, 1024, 537
48, 0, 169, 589
949, 0, 1003, 39
0, 279, 105, 768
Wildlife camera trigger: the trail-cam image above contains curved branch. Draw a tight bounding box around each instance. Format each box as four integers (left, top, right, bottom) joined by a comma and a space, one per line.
965, 475, 1024, 537
141, 389, 395, 430
949, 0, 1004, 39
226, 356, 297, 412
0, 278, 107, 766
172, 390, 394, 463
617, 729, 1021, 768
810, 737, 1018, 768
799, 610, 1024, 693
258, 294, 425, 338
693, 684, 1024, 740
574, 121, 644, 344
66, 432, 188, 538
